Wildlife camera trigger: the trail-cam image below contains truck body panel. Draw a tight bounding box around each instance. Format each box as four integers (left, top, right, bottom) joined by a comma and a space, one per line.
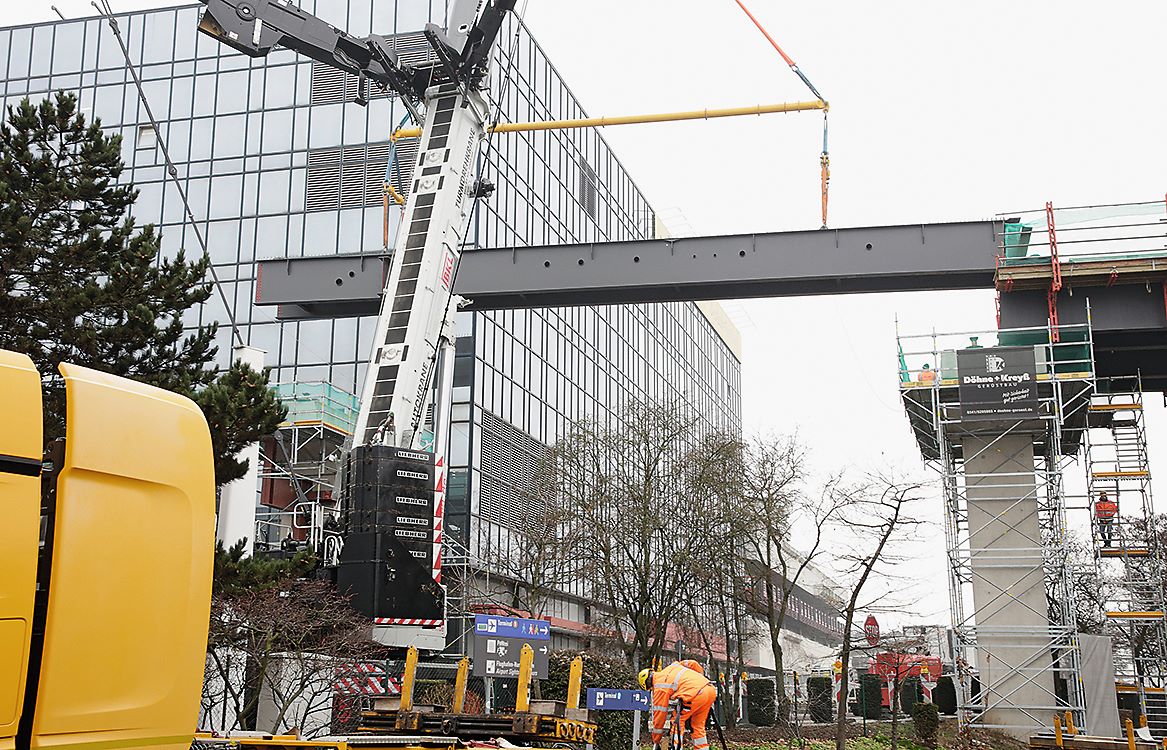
0, 351, 43, 746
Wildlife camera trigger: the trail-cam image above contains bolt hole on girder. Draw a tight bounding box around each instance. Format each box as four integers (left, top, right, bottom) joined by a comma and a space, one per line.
334, 278, 344, 286
349, 270, 356, 278
866, 242, 874, 250
739, 250, 746, 257
634, 256, 640, 263
543, 260, 550, 268
577, 258, 584, 266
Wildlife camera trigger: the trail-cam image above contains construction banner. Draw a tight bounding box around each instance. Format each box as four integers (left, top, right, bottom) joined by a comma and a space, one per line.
956, 346, 1039, 421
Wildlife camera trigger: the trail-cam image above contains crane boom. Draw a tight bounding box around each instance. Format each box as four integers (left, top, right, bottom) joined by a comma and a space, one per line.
197, 0, 516, 650
352, 88, 484, 449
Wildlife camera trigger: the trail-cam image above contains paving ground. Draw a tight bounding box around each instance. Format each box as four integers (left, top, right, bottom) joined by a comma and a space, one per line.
720, 718, 1029, 750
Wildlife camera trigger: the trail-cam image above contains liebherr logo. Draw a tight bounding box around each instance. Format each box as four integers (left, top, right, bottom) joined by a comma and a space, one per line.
985, 354, 1005, 373
440, 250, 456, 290
411, 359, 431, 433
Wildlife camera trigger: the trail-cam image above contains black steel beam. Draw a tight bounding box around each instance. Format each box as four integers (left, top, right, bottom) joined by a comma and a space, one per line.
254, 220, 1003, 317
455, 220, 1003, 309
255, 253, 388, 319
999, 286, 1167, 391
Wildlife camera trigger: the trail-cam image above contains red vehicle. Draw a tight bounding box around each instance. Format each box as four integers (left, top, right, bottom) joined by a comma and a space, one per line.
869, 652, 943, 708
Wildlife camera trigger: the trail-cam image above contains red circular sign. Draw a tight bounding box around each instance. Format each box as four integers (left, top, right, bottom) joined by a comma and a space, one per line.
864, 615, 880, 646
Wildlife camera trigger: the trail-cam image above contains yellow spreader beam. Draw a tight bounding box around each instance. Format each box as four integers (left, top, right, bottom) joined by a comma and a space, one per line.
391, 100, 828, 140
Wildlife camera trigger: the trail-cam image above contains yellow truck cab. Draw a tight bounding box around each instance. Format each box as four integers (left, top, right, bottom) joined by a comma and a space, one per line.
0, 350, 216, 750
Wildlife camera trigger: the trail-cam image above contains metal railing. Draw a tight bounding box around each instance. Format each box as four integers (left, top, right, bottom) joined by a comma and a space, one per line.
997, 199, 1167, 265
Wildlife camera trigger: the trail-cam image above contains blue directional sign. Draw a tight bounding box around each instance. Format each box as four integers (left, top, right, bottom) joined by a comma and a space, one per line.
587, 688, 651, 711
473, 614, 550, 641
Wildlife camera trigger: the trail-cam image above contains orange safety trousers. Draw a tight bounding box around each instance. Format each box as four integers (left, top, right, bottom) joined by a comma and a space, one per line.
651, 663, 718, 749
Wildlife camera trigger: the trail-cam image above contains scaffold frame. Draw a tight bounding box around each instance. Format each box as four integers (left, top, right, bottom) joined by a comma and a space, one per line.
898, 319, 1095, 736
1084, 375, 1167, 736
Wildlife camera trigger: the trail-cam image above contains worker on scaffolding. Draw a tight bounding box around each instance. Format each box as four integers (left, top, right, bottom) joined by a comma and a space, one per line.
640, 661, 718, 750
918, 363, 937, 385
1095, 491, 1119, 547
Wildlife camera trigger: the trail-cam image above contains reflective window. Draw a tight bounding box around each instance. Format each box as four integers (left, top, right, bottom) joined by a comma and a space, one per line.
8, 28, 31, 79
51, 24, 84, 73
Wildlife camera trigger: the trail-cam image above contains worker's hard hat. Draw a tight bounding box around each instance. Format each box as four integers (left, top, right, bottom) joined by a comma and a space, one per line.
922, 363, 931, 369
638, 669, 651, 689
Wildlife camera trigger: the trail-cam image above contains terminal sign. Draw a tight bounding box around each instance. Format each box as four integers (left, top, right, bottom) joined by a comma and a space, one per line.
473, 614, 550, 640
587, 688, 651, 711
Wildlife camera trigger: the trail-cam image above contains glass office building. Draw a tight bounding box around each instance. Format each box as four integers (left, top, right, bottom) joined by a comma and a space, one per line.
0, 2, 742, 630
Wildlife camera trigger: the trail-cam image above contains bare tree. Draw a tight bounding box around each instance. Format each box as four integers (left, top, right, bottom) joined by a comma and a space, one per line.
553, 399, 720, 665
486, 458, 582, 619
830, 475, 927, 750
685, 432, 757, 727
202, 578, 386, 737
739, 434, 850, 720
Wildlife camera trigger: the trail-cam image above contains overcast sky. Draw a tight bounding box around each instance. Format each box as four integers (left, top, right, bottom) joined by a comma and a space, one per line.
6, 0, 1167, 627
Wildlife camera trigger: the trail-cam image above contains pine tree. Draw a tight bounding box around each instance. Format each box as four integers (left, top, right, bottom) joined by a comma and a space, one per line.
0, 92, 285, 485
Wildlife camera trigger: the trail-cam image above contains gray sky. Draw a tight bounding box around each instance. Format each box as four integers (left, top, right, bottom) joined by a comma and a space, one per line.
7, 0, 1167, 626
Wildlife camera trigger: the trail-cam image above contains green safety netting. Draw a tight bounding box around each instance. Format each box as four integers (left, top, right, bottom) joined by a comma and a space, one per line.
275, 381, 359, 433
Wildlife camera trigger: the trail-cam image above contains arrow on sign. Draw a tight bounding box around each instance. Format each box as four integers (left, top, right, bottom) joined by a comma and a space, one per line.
538, 645, 549, 655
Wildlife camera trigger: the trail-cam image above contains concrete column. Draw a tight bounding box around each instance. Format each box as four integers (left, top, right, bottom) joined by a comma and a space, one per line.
962, 433, 1055, 738
215, 345, 266, 556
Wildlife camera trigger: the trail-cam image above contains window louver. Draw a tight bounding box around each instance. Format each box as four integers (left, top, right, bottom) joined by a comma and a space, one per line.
309, 32, 437, 106
479, 411, 550, 530
578, 161, 598, 220
304, 139, 420, 212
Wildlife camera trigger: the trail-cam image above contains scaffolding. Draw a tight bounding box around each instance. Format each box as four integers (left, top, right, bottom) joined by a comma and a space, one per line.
257, 381, 480, 653
257, 382, 358, 559
1085, 377, 1167, 735
898, 320, 1095, 736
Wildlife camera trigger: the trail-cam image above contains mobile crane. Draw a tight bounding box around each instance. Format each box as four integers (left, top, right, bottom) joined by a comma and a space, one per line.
196, 0, 519, 650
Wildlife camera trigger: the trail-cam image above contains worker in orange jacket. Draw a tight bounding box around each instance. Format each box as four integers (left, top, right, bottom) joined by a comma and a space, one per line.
639, 661, 718, 750
1095, 491, 1119, 547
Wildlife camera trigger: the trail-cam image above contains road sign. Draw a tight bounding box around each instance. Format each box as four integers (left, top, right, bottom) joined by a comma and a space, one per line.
471, 635, 550, 678
864, 614, 880, 646
587, 688, 651, 711
473, 614, 550, 640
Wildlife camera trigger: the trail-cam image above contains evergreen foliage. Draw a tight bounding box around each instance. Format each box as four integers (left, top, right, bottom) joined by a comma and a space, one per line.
910, 701, 940, 748
0, 92, 284, 484
858, 673, 883, 719
932, 676, 957, 716
543, 651, 639, 750
212, 539, 316, 596
807, 676, 834, 723
745, 677, 776, 727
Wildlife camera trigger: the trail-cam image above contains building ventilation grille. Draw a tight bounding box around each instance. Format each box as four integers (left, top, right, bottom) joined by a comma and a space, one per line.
479, 411, 549, 530
305, 139, 420, 212
309, 32, 437, 106
578, 161, 598, 220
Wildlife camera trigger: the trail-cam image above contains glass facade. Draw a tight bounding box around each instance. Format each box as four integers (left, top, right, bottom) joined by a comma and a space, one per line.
1, 1, 742, 628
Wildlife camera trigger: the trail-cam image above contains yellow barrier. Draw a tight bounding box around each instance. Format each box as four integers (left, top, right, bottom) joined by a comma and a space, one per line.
453, 656, 469, 714
567, 656, 583, 709
401, 646, 419, 712
516, 644, 534, 713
